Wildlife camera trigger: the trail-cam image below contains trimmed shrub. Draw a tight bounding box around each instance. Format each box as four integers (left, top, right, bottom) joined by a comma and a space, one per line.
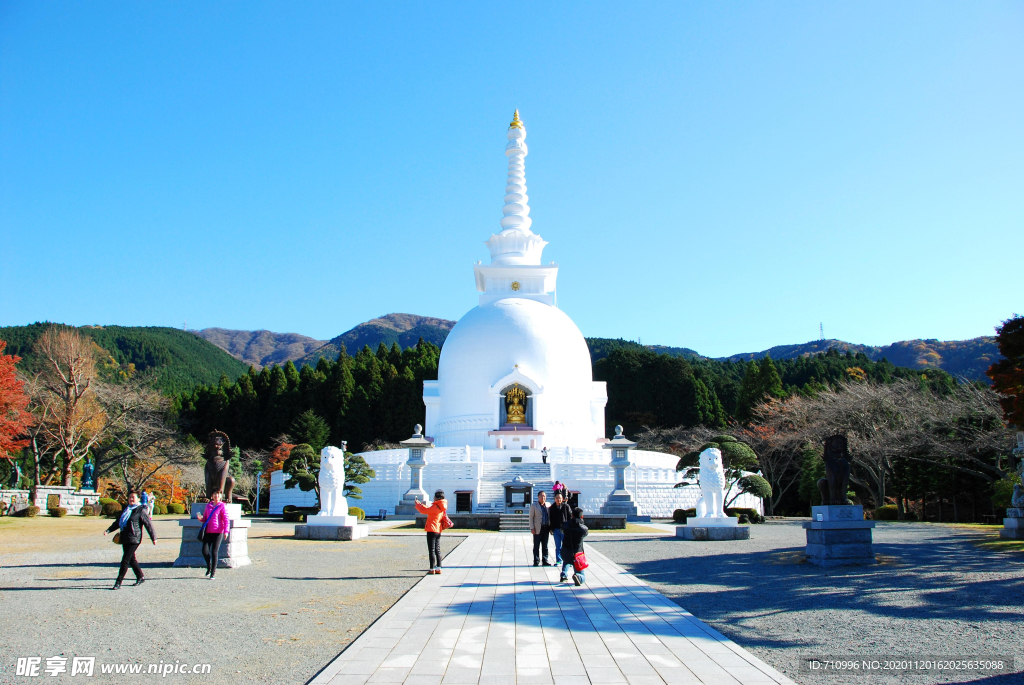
726, 508, 764, 524
349, 507, 365, 521
874, 505, 898, 520
153, 503, 167, 515
0, 501, 7, 516
102, 502, 123, 517
99, 497, 119, 506
48, 507, 68, 517
169, 503, 185, 515
80, 504, 97, 516
672, 509, 687, 522
17, 506, 40, 517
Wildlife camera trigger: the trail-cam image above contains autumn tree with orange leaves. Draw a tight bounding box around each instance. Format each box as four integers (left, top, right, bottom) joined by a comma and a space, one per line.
0, 340, 31, 465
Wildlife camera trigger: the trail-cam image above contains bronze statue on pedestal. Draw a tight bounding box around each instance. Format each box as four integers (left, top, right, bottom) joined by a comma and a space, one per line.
817, 434, 852, 506
204, 430, 235, 502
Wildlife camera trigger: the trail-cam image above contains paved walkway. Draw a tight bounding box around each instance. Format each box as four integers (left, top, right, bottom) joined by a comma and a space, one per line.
311, 533, 795, 685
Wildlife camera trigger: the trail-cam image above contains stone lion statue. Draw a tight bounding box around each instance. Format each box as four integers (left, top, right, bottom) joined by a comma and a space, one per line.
317, 446, 347, 517
695, 447, 727, 518
204, 430, 235, 501
1011, 483, 1024, 510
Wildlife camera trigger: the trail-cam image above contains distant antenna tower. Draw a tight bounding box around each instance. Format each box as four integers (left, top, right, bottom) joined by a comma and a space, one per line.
183, 320, 187, 331
819, 322, 824, 341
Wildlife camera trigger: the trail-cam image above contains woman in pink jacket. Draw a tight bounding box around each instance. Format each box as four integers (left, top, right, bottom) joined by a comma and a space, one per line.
196, 490, 230, 579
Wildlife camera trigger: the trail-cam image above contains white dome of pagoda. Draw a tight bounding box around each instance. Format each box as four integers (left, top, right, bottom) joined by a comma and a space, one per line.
422, 111, 607, 449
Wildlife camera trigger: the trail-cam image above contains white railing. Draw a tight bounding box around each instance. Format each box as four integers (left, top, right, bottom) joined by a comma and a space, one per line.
358, 446, 480, 466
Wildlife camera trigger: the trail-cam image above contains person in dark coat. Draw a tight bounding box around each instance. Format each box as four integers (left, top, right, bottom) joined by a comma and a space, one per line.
104, 491, 156, 590
559, 507, 589, 586
548, 492, 572, 565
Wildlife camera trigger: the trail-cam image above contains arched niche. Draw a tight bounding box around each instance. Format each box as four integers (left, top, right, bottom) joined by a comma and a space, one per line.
500, 383, 534, 428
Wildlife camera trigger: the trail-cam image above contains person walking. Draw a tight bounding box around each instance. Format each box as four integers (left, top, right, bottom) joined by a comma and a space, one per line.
196, 490, 230, 579
415, 490, 448, 575
103, 490, 156, 590
559, 507, 589, 586
530, 491, 551, 566
548, 491, 572, 565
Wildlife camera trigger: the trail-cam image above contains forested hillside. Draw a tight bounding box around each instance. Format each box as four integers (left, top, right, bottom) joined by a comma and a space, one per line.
194, 315, 999, 382
176, 340, 440, 451
176, 335, 951, 452
0, 323, 249, 394
719, 337, 1000, 381
195, 328, 327, 368
294, 314, 454, 367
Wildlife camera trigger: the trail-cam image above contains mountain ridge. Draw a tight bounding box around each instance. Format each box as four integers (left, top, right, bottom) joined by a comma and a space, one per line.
191, 315, 1001, 382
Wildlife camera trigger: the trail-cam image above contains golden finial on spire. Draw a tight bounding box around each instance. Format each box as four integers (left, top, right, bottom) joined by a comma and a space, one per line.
509, 109, 523, 129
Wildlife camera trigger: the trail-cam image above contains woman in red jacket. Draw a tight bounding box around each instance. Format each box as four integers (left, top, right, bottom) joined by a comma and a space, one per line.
415, 490, 447, 575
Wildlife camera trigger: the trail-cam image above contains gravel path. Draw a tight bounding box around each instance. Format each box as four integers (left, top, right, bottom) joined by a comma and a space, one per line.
592, 521, 1024, 685
0, 516, 462, 684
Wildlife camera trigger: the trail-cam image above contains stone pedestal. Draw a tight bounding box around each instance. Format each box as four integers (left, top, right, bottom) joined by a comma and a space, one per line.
677, 516, 750, 540
32, 486, 100, 516
295, 512, 367, 540
1000, 508, 1024, 540
803, 505, 876, 567
173, 503, 251, 569
294, 523, 369, 540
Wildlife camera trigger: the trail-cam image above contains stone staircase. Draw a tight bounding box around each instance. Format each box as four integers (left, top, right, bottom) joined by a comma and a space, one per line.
475, 463, 555, 513
499, 513, 530, 531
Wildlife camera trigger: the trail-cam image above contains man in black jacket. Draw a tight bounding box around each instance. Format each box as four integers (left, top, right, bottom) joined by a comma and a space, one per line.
559, 507, 589, 586
548, 492, 572, 565
104, 491, 156, 590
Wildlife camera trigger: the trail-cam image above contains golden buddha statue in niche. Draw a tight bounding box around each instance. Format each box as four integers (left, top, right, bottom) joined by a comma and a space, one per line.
505, 385, 527, 424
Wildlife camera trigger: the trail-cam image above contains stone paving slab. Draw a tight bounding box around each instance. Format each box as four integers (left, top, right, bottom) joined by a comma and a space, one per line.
311, 534, 795, 685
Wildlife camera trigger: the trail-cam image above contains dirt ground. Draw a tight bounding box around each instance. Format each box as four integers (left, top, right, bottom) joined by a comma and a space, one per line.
0, 515, 462, 685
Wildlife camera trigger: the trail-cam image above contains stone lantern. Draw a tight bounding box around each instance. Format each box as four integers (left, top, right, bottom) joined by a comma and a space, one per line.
601, 425, 638, 518
395, 424, 433, 515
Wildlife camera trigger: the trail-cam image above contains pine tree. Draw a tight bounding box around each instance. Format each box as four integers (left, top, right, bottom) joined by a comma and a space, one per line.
756, 356, 784, 400
282, 443, 320, 505
343, 452, 376, 499
736, 361, 761, 422
290, 409, 330, 454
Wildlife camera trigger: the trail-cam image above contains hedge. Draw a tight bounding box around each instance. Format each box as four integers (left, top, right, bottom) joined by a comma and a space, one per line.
48, 507, 68, 517
349, 507, 365, 521
874, 505, 898, 520
17, 506, 40, 517
169, 503, 185, 515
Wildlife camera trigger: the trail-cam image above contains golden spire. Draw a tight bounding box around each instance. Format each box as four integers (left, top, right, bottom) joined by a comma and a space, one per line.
509, 109, 523, 129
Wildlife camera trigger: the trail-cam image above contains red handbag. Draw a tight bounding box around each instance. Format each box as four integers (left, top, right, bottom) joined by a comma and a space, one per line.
573, 551, 589, 572
440, 513, 454, 531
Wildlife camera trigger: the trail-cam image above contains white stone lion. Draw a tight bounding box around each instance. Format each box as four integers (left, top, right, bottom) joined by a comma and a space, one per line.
317, 446, 347, 517
694, 447, 727, 518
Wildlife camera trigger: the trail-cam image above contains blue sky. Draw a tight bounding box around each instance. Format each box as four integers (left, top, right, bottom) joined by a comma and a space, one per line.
2, 2, 1021, 356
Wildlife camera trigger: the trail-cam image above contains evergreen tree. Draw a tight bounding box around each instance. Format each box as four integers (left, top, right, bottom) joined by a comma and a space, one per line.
756, 356, 784, 400
988, 314, 1024, 426
282, 443, 320, 505
229, 446, 243, 480
797, 444, 825, 509
344, 452, 376, 499
290, 409, 331, 454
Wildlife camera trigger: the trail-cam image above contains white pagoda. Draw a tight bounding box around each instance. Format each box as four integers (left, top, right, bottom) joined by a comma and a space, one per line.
424, 110, 608, 451
269, 112, 763, 520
